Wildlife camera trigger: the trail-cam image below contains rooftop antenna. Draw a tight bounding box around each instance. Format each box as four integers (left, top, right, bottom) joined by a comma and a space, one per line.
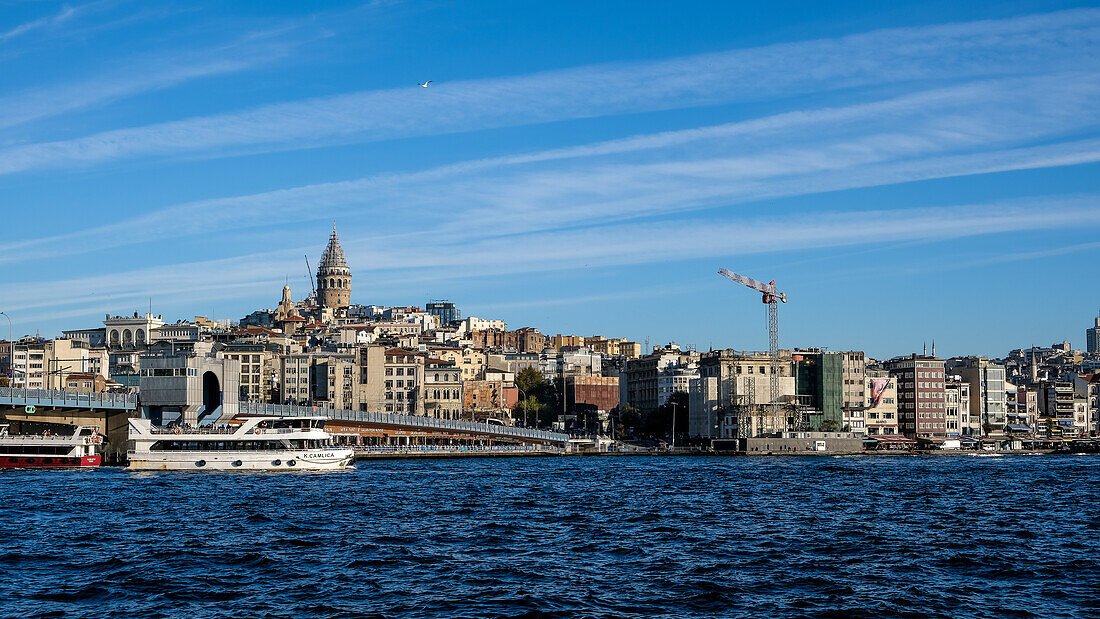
305, 254, 316, 296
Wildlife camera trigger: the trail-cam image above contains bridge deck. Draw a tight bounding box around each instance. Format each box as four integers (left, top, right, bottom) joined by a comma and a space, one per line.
240, 402, 568, 445
0, 388, 138, 411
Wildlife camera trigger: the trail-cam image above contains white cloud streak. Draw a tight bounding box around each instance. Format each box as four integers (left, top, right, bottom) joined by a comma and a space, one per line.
5, 72, 1100, 265
5, 195, 1099, 328
0, 3, 79, 42
0, 27, 308, 132
0, 8, 1097, 175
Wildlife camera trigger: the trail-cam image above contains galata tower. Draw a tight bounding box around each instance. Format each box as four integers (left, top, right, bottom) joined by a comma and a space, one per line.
317, 225, 351, 309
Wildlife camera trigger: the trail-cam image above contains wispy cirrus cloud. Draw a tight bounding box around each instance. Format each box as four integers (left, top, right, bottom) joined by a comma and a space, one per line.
0, 3, 81, 42
6, 71, 1100, 266
0, 26, 313, 132
0, 8, 1097, 175
5, 195, 1099, 325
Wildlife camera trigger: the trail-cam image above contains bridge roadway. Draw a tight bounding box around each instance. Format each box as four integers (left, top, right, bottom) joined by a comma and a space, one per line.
0, 387, 138, 411
238, 402, 569, 448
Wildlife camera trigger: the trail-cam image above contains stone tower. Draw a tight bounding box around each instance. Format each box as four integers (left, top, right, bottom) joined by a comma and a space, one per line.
317, 225, 351, 309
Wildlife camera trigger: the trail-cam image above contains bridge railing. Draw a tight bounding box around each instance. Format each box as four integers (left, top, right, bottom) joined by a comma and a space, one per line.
238, 401, 569, 444
353, 445, 561, 453
0, 387, 138, 410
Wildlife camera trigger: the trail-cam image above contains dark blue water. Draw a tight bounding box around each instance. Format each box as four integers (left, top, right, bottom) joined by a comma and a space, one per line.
2, 455, 1099, 618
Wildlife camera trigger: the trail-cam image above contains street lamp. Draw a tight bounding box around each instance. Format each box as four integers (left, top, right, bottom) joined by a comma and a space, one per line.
0, 311, 11, 387
516, 386, 530, 429
671, 401, 679, 450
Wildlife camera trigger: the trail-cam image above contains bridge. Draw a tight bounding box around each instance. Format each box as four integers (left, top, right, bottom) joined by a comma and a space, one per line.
0, 388, 138, 411
239, 402, 569, 450
0, 388, 569, 461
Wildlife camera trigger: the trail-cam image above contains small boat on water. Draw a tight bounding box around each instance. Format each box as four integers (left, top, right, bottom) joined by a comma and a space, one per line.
127, 416, 354, 471
0, 424, 103, 468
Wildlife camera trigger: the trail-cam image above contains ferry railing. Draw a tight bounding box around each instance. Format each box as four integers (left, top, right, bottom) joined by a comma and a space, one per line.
238, 401, 569, 444
148, 425, 321, 436
0, 387, 138, 410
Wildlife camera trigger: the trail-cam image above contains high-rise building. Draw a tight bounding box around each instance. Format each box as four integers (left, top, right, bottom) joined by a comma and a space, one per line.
884, 354, 946, 439
1088, 314, 1100, 353
316, 226, 351, 309
951, 357, 1008, 436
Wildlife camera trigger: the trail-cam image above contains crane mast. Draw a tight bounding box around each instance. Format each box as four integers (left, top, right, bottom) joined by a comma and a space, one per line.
718, 268, 789, 435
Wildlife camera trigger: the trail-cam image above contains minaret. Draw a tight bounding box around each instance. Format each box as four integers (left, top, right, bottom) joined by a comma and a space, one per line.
316, 224, 351, 309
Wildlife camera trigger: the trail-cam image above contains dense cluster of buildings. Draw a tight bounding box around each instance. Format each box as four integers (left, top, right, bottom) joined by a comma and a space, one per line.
2, 227, 1099, 443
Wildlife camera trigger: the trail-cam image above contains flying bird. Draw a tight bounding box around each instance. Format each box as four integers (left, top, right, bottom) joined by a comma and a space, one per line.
418, 80, 432, 87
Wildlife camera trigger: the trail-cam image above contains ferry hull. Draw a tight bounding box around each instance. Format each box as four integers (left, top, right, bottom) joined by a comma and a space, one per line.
0, 455, 101, 468
127, 450, 354, 471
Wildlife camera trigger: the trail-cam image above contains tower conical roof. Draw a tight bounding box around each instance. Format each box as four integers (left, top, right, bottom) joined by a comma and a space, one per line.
319, 226, 348, 271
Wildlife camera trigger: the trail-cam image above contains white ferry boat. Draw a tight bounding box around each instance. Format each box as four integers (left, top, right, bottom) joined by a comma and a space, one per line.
127, 416, 354, 471
0, 424, 103, 468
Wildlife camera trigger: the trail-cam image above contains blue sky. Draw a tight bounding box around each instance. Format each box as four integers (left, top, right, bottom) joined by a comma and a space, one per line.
1, 0, 1099, 358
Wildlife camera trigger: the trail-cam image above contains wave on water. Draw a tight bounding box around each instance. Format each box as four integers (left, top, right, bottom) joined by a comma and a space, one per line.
0, 455, 1097, 618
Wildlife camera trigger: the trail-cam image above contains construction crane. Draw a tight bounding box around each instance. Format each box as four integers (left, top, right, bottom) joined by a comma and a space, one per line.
305, 254, 316, 298
718, 269, 787, 429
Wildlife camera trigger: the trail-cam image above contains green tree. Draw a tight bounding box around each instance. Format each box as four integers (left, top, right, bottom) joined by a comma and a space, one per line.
513, 367, 559, 428
820, 419, 842, 432
515, 366, 544, 395
616, 403, 642, 438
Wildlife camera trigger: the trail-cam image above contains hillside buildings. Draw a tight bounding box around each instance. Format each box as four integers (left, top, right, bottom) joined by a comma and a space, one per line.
3, 226, 1097, 443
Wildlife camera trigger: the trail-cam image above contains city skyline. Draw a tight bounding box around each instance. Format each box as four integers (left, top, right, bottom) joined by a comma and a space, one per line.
2, 1, 1100, 357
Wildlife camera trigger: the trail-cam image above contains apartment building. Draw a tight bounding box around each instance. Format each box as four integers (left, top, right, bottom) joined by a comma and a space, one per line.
885, 354, 946, 439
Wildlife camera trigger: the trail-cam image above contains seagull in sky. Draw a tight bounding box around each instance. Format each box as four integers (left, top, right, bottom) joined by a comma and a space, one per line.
418, 80, 432, 87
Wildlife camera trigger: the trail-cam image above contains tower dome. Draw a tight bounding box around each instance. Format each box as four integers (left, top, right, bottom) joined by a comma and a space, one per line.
317, 225, 351, 309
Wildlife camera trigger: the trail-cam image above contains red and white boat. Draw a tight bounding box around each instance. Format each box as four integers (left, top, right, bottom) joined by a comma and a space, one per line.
0, 424, 103, 468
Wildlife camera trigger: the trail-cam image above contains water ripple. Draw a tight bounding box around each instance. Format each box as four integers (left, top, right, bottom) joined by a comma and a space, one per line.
1, 455, 1098, 617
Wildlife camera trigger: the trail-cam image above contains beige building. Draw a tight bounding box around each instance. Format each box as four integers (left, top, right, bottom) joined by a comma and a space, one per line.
437, 347, 487, 381
863, 371, 899, 435
551, 334, 586, 350
424, 360, 463, 420
618, 341, 643, 359
354, 344, 426, 415
586, 336, 619, 356
8, 338, 110, 390
64, 372, 107, 392
841, 351, 867, 412
217, 346, 273, 403
279, 352, 355, 409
